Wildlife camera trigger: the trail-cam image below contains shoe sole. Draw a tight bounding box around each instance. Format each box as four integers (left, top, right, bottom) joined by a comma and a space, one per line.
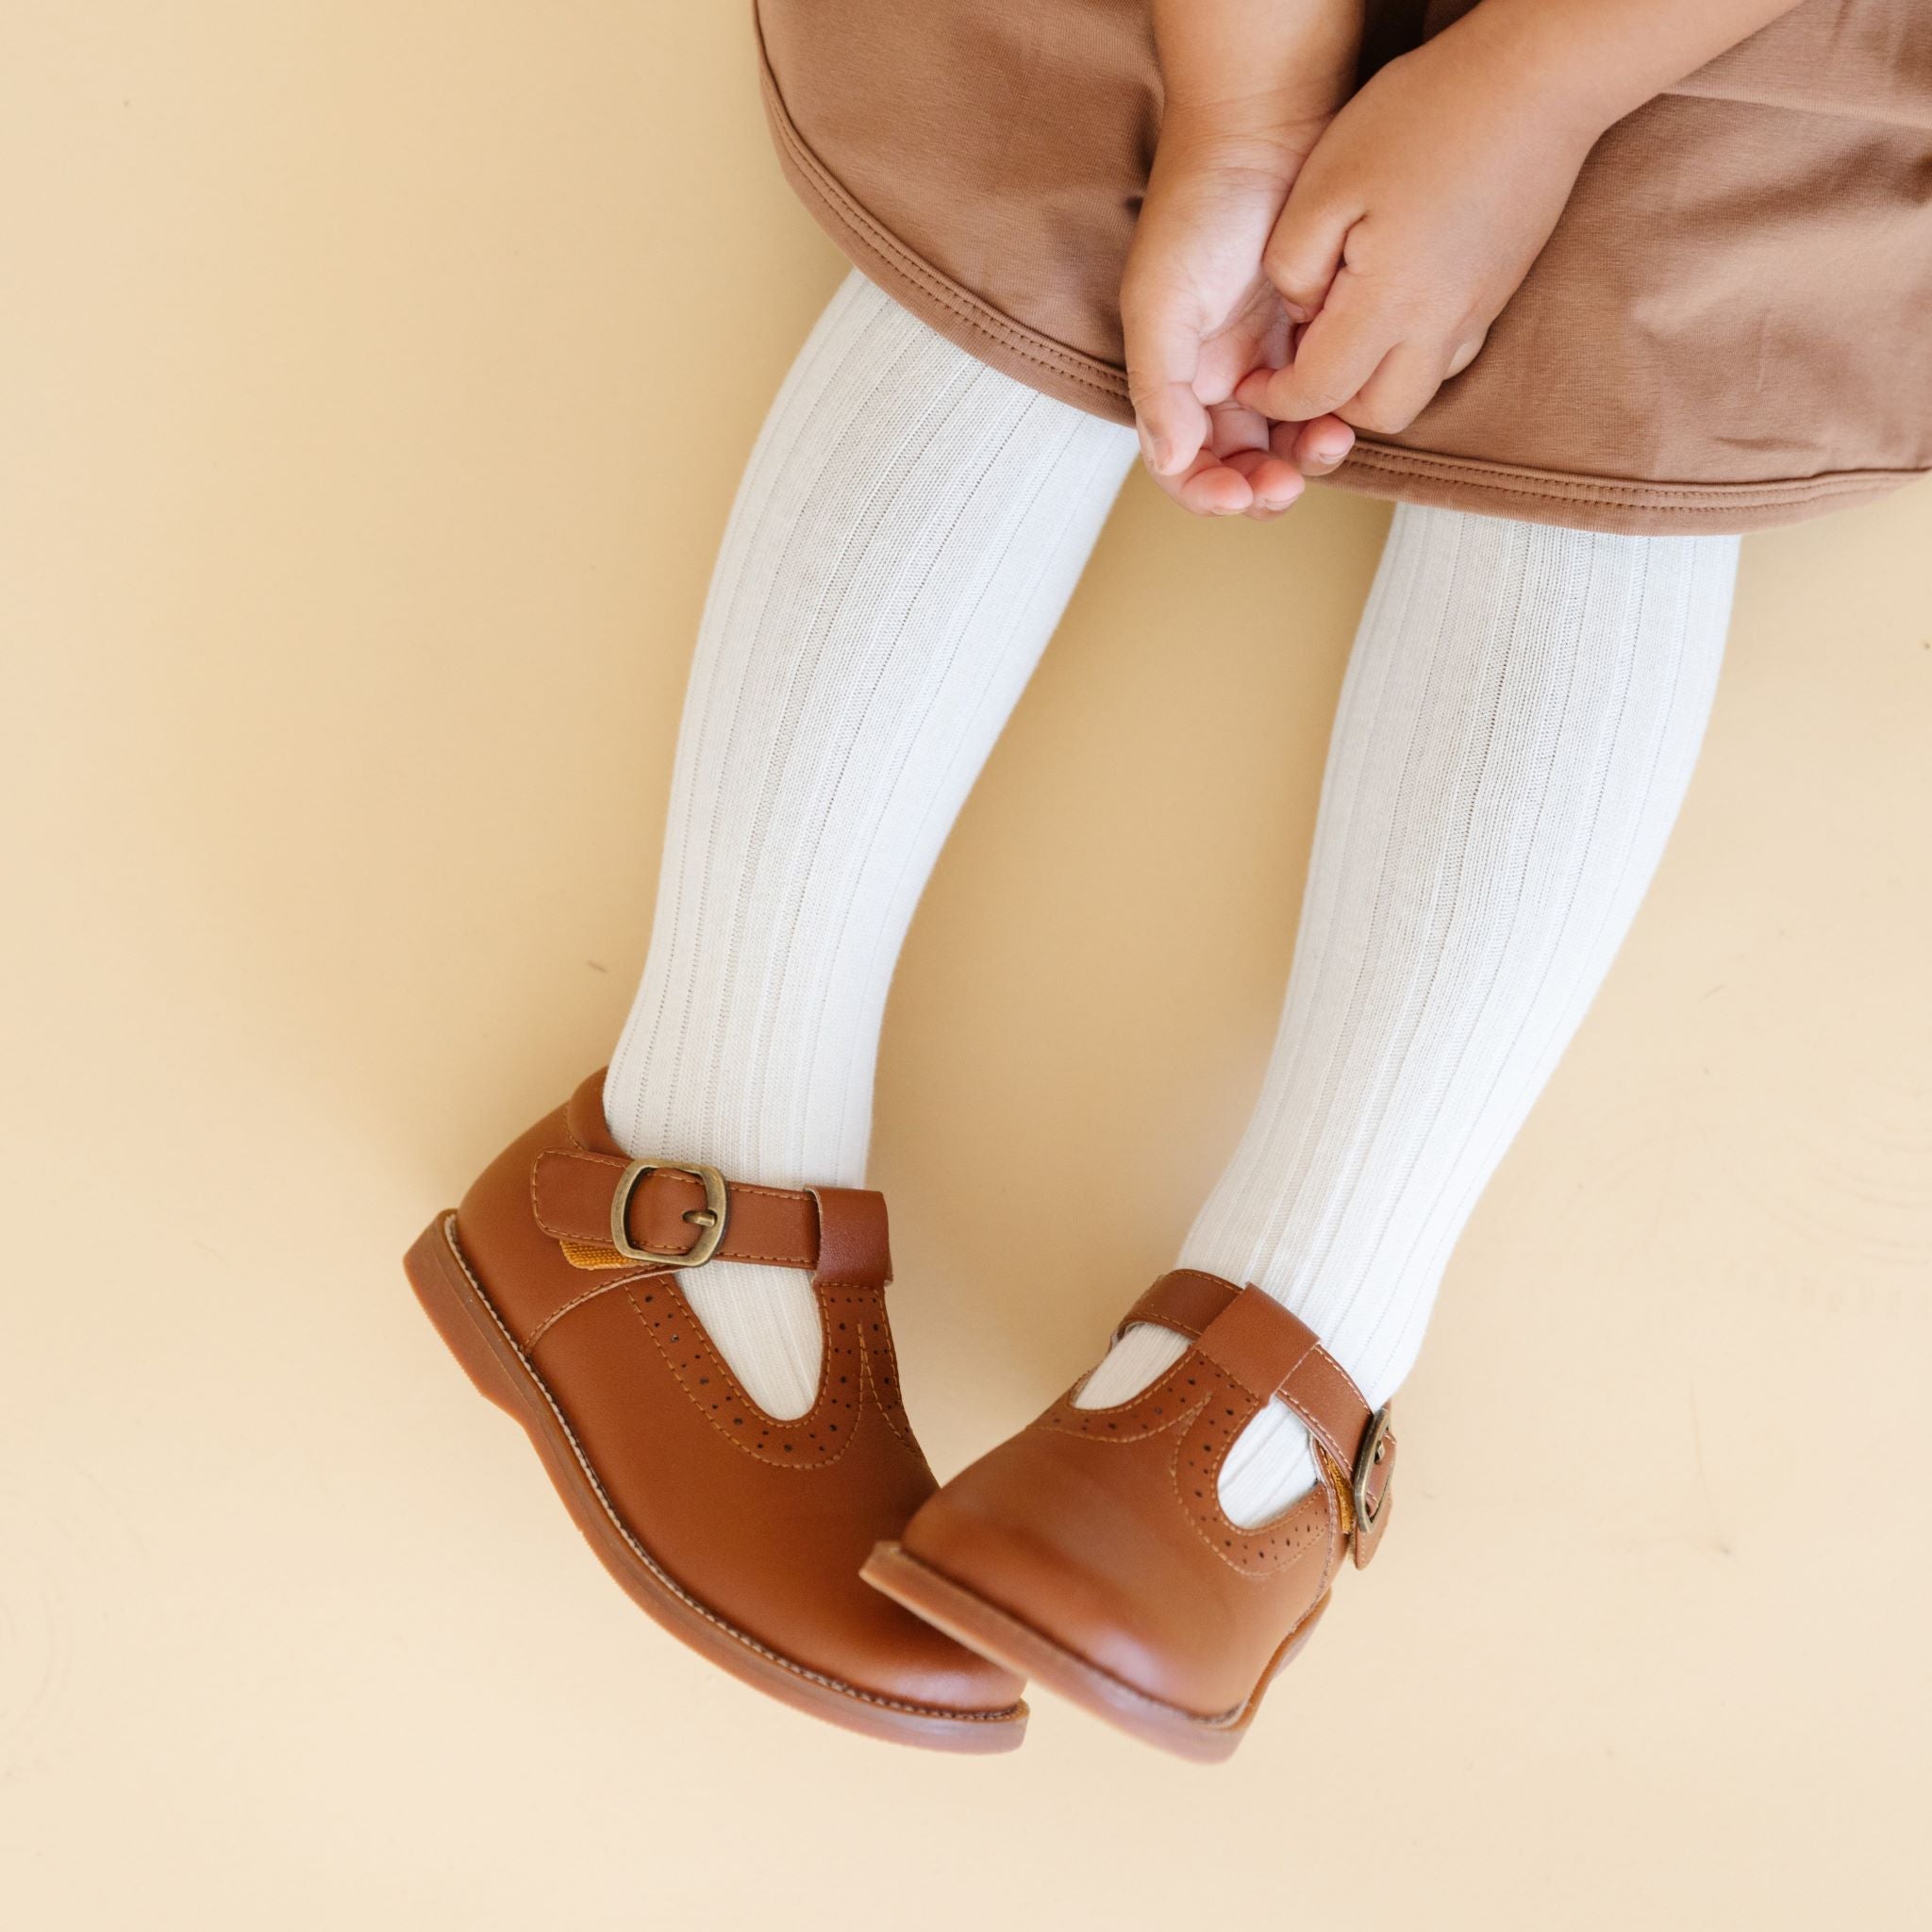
404, 1213, 1027, 1753
860, 1541, 1324, 1763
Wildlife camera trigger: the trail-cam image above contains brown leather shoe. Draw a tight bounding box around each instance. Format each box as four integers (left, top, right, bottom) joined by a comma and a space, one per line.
404, 1071, 1026, 1751
861, 1270, 1394, 1761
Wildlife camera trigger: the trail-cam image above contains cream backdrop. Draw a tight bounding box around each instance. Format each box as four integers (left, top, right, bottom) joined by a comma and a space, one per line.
7, 5, 1930, 1927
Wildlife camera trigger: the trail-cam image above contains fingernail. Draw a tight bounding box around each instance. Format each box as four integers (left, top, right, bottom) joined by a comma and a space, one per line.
1151, 436, 1173, 471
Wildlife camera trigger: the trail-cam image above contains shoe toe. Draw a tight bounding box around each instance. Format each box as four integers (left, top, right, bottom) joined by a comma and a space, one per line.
830, 1563, 1026, 1716
896, 1441, 1245, 1714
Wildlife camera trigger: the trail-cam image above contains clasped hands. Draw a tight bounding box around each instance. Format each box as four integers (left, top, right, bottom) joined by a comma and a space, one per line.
1125, 6, 1603, 521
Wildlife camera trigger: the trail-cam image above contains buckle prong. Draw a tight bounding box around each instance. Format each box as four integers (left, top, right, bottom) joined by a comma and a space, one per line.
1351, 1404, 1393, 1533
609, 1159, 730, 1268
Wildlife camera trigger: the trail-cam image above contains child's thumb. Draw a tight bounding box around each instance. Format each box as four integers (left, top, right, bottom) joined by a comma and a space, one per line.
1122, 289, 1209, 475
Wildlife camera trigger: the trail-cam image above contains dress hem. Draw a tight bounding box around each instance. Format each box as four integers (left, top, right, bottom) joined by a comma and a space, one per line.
758, 36, 1922, 537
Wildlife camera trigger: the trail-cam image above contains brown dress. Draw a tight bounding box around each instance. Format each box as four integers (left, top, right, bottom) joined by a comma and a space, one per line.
755, 0, 1932, 534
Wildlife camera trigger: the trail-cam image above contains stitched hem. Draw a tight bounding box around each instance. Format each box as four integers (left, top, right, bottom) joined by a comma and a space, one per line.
755, 21, 1134, 425
755, 15, 1925, 536
1325, 444, 1924, 535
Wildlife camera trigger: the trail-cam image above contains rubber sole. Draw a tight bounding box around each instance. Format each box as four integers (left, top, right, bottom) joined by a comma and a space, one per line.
861, 1541, 1325, 1763
405, 1213, 1026, 1753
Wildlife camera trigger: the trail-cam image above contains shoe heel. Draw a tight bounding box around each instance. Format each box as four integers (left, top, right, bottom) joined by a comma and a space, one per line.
404, 1215, 523, 1416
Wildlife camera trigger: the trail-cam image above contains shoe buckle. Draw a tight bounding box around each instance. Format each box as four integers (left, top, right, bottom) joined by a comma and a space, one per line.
1350, 1404, 1394, 1536
608, 1159, 730, 1269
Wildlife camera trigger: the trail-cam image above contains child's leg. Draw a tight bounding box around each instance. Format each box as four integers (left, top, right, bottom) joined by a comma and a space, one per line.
604, 272, 1137, 1414
1078, 506, 1738, 1520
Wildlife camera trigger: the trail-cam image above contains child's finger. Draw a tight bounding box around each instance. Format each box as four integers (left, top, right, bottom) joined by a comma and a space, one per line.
1234, 298, 1392, 425
1224, 445, 1306, 518
1143, 442, 1257, 517
1208, 405, 1304, 517
1275, 415, 1355, 477
1206, 399, 1272, 460
1131, 380, 1211, 481
1195, 299, 1293, 408
1122, 277, 1214, 477
1176, 453, 1257, 516
1262, 192, 1357, 325
1337, 339, 1454, 436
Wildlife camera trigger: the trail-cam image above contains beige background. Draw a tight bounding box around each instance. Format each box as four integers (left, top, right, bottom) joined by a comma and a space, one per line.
7, 5, 1931, 1926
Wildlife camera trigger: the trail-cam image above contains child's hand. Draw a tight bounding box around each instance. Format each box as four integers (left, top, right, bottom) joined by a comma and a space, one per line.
1123, 0, 1366, 520
1123, 119, 1358, 520
1237, 14, 1603, 437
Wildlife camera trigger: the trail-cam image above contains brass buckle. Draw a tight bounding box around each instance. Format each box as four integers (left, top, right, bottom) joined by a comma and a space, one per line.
608, 1158, 730, 1269
1351, 1404, 1393, 1534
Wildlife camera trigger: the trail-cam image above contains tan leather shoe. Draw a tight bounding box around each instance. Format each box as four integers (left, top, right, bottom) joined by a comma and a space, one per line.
861, 1270, 1394, 1761
404, 1071, 1026, 1751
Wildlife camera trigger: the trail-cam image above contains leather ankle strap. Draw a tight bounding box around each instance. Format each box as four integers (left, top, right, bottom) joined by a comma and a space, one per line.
1120, 1271, 1395, 1565
532, 1147, 891, 1291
